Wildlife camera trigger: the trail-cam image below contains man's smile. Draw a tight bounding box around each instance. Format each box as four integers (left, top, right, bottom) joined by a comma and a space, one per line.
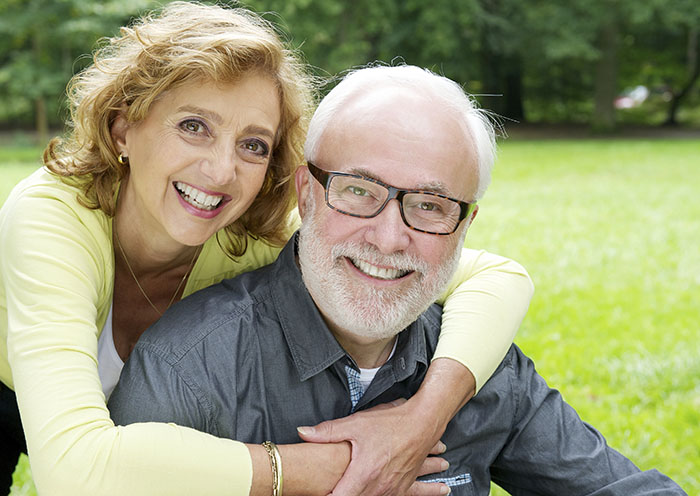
347, 257, 413, 281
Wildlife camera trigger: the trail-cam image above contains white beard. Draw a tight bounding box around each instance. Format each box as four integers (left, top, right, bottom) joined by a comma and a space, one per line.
298, 195, 463, 341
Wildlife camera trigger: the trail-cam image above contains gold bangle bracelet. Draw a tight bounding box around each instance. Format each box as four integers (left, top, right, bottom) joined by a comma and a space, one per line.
262, 441, 283, 496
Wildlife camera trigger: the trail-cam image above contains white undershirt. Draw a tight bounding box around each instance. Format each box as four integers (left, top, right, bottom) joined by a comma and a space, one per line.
357, 339, 398, 393
97, 302, 124, 401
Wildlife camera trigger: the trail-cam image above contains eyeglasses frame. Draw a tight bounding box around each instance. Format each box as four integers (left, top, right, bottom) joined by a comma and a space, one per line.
306, 161, 476, 235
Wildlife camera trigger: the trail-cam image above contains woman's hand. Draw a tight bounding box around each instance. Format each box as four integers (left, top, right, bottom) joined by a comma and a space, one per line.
297, 358, 475, 496
298, 399, 449, 496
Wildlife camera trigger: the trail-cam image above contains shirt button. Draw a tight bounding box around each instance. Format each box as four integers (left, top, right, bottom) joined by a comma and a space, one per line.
399, 357, 406, 370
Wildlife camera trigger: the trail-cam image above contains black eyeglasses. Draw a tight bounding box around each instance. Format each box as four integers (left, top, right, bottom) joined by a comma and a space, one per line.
306, 162, 476, 235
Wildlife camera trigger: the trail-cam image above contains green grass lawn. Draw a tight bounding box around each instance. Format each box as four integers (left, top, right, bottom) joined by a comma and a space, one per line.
470, 139, 700, 495
3, 138, 699, 495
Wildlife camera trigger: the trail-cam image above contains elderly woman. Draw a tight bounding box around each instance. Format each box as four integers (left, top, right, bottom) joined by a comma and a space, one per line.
0, 2, 533, 495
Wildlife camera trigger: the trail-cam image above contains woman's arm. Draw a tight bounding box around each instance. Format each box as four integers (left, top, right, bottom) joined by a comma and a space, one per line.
1, 185, 256, 496
298, 248, 534, 495
248, 424, 450, 496
250, 442, 350, 496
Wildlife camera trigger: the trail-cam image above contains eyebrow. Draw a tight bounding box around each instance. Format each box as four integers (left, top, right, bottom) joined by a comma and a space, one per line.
349, 167, 454, 196
177, 105, 276, 140
178, 105, 223, 125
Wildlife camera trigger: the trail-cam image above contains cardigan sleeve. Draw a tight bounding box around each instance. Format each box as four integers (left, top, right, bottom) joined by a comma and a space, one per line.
0, 182, 253, 496
433, 248, 534, 392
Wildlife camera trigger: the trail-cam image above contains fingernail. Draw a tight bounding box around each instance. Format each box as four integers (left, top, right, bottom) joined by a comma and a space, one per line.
440, 460, 450, 471
297, 426, 314, 435
440, 485, 451, 495
438, 441, 447, 453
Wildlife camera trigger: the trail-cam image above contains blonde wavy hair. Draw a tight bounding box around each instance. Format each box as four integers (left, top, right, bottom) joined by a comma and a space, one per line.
45, 1, 314, 256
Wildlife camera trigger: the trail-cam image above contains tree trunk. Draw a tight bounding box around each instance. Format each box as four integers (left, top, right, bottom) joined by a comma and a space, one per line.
664, 26, 699, 127
504, 58, 525, 122
591, 19, 619, 133
35, 97, 48, 146
33, 31, 49, 145
480, 52, 505, 117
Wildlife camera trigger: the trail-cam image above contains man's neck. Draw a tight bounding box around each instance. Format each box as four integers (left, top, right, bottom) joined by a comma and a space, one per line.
295, 251, 398, 369
329, 325, 397, 369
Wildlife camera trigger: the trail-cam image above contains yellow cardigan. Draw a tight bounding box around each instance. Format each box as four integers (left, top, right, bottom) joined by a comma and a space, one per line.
0, 168, 533, 495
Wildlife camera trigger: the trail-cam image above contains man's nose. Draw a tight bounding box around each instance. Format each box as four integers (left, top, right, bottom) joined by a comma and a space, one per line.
363, 199, 411, 254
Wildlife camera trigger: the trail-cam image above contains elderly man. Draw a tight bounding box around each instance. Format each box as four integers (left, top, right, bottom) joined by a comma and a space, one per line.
109, 66, 685, 496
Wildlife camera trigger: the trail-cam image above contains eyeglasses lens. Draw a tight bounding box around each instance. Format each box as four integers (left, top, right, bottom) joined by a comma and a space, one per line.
327, 175, 460, 234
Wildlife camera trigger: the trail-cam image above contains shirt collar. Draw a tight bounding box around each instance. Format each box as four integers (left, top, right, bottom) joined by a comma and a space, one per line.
270, 232, 434, 382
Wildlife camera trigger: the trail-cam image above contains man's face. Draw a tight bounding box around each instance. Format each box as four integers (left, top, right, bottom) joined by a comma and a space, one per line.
296, 86, 479, 341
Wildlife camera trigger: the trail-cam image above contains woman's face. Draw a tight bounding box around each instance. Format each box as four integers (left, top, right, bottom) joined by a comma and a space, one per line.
113, 74, 281, 247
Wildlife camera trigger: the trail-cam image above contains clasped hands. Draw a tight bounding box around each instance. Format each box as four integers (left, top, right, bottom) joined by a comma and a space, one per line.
298, 399, 451, 496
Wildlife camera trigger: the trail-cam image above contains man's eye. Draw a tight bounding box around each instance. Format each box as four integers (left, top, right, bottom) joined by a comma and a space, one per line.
348, 186, 369, 196
418, 202, 440, 212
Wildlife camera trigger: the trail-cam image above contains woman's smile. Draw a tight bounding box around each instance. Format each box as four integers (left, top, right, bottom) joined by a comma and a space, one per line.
173, 181, 231, 212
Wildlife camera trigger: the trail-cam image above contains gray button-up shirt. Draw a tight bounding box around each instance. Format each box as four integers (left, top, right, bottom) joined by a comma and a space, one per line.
109, 234, 685, 495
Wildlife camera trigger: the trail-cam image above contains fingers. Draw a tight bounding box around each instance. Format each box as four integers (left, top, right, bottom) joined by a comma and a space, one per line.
416, 456, 449, 477
297, 399, 409, 443
328, 464, 387, 496
407, 481, 451, 496
297, 417, 350, 443
428, 440, 447, 455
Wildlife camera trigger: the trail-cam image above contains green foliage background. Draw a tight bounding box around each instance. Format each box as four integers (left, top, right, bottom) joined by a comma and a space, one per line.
4, 137, 698, 495
1, 0, 699, 135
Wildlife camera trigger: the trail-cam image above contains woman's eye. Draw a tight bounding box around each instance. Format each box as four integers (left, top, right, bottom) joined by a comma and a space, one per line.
243, 139, 270, 157
180, 119, 207, 135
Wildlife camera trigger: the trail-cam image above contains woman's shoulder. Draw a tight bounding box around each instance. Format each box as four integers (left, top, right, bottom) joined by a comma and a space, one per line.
2, 167, 108, 219
5, 166, 86, 203
0, 167, 112, 252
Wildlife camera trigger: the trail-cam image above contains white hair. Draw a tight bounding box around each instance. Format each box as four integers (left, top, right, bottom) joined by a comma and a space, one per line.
304, 64, 497, 200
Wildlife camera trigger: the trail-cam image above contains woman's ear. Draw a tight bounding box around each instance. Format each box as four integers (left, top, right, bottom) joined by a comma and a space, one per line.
295, 165, 311, 219
110, 110, 129, 155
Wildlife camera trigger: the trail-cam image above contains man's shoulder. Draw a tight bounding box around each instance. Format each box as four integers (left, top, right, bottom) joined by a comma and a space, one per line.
415, 303, 443, 352
466, 344, 547, 416
135, 264, 279, 361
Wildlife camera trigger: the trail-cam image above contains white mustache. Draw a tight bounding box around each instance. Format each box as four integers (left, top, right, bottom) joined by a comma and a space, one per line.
330, 242, 428, 275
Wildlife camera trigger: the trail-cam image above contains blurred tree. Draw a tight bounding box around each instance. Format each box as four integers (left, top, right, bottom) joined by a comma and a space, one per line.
656, 1, 700, 126
474, 0, 526, 121
517, 1, 598, 123
245, 0, 484, 91
666, 26, 700, 125
0, 0, 156, 144
613, 0, 700, 126
591, 4, 621, 133
0, 0, 698, 135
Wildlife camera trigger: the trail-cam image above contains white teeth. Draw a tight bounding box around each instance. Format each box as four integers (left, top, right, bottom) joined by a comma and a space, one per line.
353, 259, 408, 280
175, 182, 223, 211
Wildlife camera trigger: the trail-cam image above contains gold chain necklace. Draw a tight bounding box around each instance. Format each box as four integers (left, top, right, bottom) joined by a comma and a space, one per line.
114, 229, 200, 316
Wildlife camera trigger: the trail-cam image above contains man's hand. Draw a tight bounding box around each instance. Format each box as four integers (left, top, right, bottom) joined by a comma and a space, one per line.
297, 399, 449, 496
297, 359, 476, 496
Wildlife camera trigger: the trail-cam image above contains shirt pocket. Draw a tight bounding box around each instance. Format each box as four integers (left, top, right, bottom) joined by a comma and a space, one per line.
421, 473, 475, 495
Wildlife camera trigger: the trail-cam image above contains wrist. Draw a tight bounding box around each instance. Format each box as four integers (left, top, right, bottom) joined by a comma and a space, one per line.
262, 441, 283, 496
276, 442, 351, 496
409, 358, 476, 438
